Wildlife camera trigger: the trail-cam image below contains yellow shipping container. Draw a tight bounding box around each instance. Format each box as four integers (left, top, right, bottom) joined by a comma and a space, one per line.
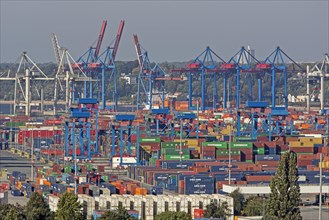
187, 139, 198, 146
313, 138, 323, 145
299, 137, 313, 142
300, 141, 314, 147
221, 129, 230, 135
289, 141, 301, 147
320, 161, 329, 168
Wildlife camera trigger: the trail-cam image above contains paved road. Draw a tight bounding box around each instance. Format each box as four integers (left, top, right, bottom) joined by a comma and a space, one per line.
0, 150, 47, 205
300, 206, 329, 220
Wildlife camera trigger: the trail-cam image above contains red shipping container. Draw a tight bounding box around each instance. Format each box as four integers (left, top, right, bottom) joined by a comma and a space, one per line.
151, 145, 161, 151
202, 150, 216, 157
194, 209, 205, 218
202, 146, 216, 151
246, 175, 273, 182
290, 147, 314, 154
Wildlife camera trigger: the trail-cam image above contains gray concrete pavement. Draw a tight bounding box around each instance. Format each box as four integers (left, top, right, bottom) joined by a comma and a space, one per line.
300, 206, 329, 220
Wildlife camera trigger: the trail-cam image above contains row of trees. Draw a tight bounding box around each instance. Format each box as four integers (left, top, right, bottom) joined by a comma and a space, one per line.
0, 192, 83, 220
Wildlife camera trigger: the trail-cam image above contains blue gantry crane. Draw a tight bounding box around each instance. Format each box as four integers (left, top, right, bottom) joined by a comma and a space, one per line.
110, 114, 141, 166
73, 20, 124, 110
256, 47, 304, 108
172, 47, 226, 111
95, 20, 125, 110
64, 98, 99, 160
134, 34, 183, 111
221, 47, 260, 109
72, 21, 107, 101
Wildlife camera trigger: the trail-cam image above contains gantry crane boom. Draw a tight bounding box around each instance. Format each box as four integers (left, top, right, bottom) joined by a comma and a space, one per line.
133, 34, 143, 68
51, 33, 62, 68
111, 20, 125, 62
94, 20, 107, 61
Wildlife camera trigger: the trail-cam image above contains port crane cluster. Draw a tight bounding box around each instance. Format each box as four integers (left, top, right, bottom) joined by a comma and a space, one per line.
0, 20, 328, 162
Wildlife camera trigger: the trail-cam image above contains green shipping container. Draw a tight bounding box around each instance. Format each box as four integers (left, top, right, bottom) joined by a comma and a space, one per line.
5, 121, 25, 127
161, 142, 184, 148
245, 160, 253, 163
101, 175, 109, 182
140, 137, 161, 143
163, 148, 190, 155
149, 158, 157, 166
253, 148, 265, 155
230, 142, 253, 149
165, 155, 190, 160
64, 166, 71, 173
202, 142, 227, 149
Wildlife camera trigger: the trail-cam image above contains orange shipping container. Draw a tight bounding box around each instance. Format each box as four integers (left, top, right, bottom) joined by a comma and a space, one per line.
16, 181, 22, 190
135, 187, 147, 195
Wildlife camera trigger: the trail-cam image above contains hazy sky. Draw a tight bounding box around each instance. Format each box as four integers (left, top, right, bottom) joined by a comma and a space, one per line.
1, 0, 328, 63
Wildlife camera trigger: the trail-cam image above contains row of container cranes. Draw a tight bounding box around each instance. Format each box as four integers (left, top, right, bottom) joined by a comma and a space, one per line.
0, 19, 328, 164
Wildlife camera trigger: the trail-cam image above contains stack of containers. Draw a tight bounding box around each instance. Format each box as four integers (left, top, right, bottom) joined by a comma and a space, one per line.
253, 142, 265, 157
140, 137, 161, 165
255, 155, 280, 168
161, 142, 190, 160
184, 176, 215, 195
216, 150, 241, 162
264, 142, 277, 155
202, 142, 229, 161
201, 146, 216, 159
229, 142, 253, 162
289, 141, 314, 154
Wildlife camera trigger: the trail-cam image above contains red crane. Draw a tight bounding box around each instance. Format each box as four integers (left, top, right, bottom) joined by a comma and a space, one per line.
94, 20, 107, 61
111, 20, 125, 62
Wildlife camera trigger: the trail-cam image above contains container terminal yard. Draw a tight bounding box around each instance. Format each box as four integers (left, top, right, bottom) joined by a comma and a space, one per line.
0, 19, 329, 220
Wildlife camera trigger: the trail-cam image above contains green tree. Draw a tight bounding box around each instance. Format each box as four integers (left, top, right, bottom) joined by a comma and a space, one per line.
203, 201, 230, 219
242, 196, 266, 216
229, 188, 244, 215
264, 151, 302, 220
155, 211, 192, 220
99, 206, 136, 220
0, 204, 25, 220
25, 192, 53, 220
55, 192, 84, 220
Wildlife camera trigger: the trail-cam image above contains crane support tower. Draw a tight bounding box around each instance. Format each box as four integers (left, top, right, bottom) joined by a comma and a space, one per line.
134, 34, 181, 111
64, 98, 99, 160
172, 47, 226, 111
110, 114, 140, 166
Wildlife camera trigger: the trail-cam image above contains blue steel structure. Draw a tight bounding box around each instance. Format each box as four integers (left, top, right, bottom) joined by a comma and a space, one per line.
134, 35, 168, 111
111, 114, 141, 166
64, 98, 99, 160
74, 20, 124, 111
221, 47, 260, 109
183, 47, 226, 111
73, 21, 107, 102
95, 20, 125, 110
256, 47, 303, 108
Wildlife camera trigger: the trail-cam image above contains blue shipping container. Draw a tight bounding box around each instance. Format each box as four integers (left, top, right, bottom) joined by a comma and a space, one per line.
11, 189, 22, 196
151, 186, 163, 195
255, 155, 280, 161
